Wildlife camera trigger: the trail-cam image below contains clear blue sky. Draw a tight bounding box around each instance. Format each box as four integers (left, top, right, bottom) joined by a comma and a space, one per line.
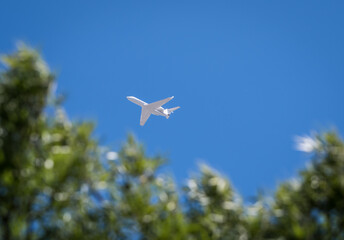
1, 1, 344, 199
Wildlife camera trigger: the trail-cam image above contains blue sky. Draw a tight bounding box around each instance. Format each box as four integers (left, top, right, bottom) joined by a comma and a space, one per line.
1, 1, 344, 199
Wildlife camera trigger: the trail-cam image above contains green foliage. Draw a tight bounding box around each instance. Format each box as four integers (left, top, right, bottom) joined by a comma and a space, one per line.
266, 133, 344, 240
1, 45, 344, 239
184, 165, 246, 239
0, 45, 105, 240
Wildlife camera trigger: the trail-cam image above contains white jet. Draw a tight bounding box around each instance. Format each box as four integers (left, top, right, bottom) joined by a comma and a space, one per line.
127, 96, 180, 126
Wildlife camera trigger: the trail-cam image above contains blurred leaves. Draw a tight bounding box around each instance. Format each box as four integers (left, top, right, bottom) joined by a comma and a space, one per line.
1, 45, 344, 239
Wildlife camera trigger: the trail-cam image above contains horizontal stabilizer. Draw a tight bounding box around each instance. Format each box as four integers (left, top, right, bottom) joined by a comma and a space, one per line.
168, 106, 180, 113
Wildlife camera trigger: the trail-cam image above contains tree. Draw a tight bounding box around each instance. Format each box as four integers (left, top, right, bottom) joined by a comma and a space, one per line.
263, 133, 344, 239
1, 45, 344, 240
0, 45, 106, 239
183, 164, 246, 239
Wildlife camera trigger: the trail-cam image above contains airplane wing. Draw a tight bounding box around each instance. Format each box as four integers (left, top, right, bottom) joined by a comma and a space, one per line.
127, 96, 147, 107
148, 96, 174, 109
140, 108, 151, 126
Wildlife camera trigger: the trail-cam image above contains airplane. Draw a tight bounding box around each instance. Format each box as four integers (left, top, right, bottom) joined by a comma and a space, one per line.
127, 96, 180, 126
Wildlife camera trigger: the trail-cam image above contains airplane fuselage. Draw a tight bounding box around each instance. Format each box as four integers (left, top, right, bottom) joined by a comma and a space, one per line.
152, 107, 169, 118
